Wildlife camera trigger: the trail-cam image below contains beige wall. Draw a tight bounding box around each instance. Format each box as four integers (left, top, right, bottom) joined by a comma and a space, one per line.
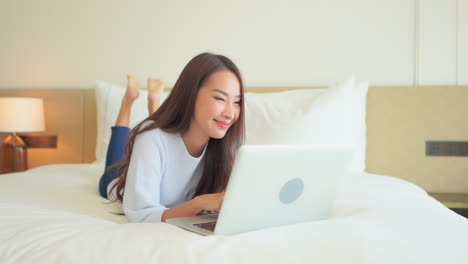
1, 0, 466, 89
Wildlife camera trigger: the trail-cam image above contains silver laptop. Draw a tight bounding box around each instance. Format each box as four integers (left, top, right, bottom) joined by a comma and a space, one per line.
166, 144, 356, 236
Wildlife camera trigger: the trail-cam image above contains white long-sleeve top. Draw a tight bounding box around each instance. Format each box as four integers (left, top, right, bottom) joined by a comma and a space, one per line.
108, 121, 207, 223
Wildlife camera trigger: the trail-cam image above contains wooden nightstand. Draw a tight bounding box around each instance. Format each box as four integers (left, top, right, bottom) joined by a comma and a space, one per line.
429, 193, 468, 219
0, 170, 21, 175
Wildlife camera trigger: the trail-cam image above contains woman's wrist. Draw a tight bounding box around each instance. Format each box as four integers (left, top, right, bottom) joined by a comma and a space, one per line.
190, 196, 203, 213
161, 197, 203, 222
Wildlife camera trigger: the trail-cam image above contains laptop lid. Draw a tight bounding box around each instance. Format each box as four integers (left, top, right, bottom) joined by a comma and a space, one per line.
213, 144, 356, 235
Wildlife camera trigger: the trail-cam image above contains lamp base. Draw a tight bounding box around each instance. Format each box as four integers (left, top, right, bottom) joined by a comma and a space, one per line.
3, 134, 28, 173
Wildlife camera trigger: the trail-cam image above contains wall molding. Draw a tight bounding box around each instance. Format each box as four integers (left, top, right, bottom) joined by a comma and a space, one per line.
414, 0, 420, 87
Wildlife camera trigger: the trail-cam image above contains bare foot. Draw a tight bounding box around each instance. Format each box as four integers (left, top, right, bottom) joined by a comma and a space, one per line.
124, 75, 140, 104
148, 78, 165, 115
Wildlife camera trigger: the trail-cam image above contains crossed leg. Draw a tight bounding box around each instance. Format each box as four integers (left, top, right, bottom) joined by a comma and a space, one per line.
114, 75, 165, 127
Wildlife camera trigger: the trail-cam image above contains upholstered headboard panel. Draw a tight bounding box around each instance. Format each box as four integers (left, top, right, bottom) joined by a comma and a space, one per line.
0, 89, 96, 166
366, 86, 468, 193
1, 86, 467, 193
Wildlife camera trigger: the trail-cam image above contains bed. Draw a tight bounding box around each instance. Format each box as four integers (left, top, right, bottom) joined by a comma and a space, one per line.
1, 78, 468, 263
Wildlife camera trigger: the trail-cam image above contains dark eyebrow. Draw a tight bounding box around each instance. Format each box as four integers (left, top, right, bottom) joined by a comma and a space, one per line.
212, 89, 241, 98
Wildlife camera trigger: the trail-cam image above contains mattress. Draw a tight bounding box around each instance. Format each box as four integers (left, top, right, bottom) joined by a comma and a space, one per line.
0, 163, 467, 263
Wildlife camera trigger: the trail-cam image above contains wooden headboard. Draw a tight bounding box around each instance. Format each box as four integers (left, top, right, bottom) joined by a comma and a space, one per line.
0, 89, 97, 166
1, 86, 468, 193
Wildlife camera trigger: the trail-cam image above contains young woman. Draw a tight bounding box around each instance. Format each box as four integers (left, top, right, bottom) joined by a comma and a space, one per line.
98, 52, 245, 223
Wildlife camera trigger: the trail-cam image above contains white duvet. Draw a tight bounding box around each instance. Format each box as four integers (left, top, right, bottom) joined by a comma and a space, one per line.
0, 163, 467, 263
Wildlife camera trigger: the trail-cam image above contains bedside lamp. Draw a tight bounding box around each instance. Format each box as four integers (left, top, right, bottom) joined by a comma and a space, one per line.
0, 97, 45, 173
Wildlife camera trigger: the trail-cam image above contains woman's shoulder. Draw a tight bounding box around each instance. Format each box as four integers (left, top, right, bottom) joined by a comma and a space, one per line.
136, 120, 178, 145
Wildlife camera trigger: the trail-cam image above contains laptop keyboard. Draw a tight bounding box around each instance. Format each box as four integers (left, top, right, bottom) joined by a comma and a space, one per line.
193, 221, 217, 231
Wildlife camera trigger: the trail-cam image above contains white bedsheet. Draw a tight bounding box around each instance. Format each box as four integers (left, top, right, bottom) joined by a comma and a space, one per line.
0, 163, 467, 263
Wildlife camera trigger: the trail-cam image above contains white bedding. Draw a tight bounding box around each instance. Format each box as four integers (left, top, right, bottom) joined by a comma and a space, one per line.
1, 163, 467, 263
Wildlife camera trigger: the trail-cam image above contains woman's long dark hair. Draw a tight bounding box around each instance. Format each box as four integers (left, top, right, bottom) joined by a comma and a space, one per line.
108, 52, 245, 203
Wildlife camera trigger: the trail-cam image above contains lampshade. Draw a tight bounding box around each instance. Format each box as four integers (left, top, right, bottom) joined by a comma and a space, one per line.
0, 97, 45, 132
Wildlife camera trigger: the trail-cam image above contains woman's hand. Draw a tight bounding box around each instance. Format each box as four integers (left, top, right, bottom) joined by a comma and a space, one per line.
193, 192, 225, 212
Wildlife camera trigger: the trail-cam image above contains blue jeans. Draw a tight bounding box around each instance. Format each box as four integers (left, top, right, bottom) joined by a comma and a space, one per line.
98, 126, 130, 199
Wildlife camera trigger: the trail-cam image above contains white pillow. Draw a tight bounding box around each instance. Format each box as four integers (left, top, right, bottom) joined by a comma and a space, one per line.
352, 80, 369, 172
94, 78, 368, 172
94, 80, 169, 164
244, 89, 325, 144
244, 77, 368, 173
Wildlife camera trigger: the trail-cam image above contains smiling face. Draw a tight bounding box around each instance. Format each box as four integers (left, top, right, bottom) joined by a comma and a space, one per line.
191, 70, 242, 140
